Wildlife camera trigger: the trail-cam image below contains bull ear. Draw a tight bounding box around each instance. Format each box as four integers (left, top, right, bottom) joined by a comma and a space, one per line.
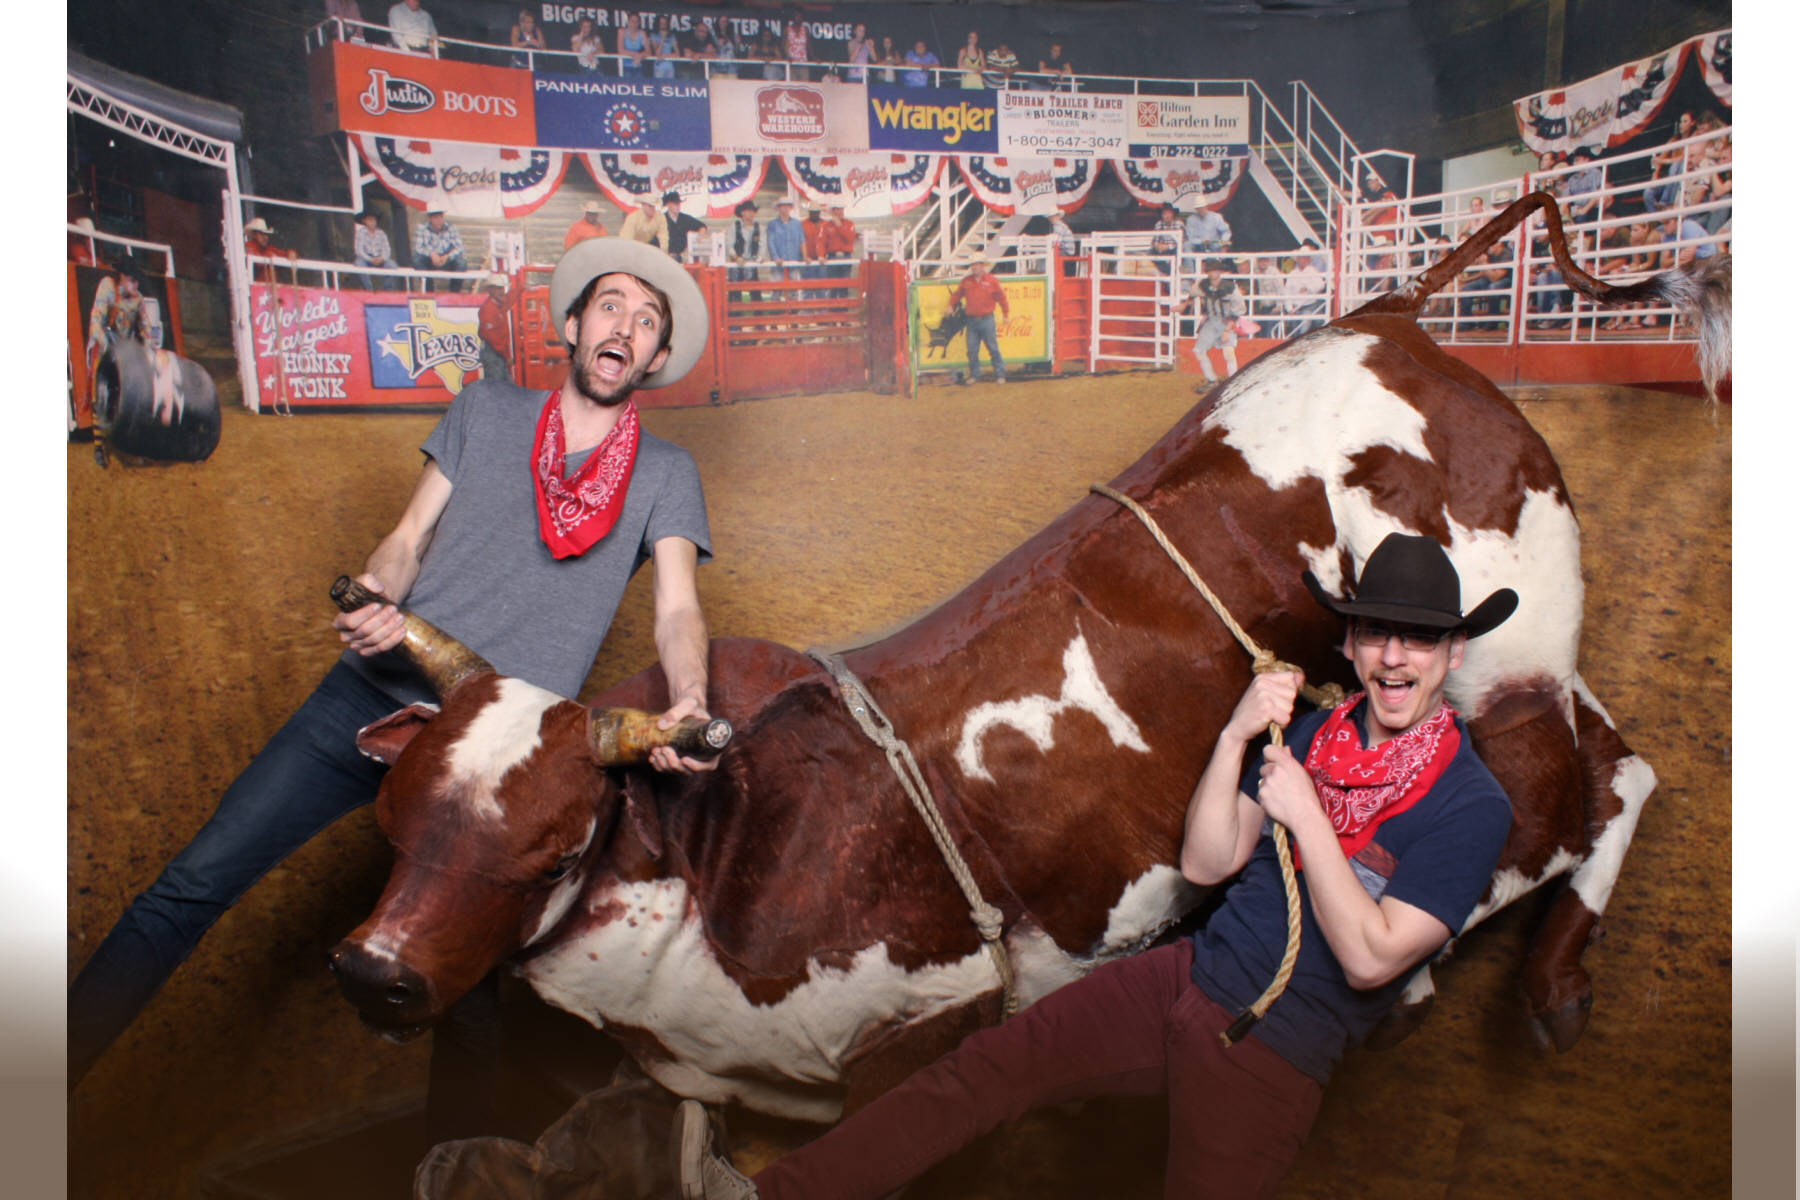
620, 773, 665, 861
355, 703, 441, 765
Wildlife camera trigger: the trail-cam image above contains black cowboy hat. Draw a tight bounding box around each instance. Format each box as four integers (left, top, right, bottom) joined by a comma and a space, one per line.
1302, 533, 1517, 638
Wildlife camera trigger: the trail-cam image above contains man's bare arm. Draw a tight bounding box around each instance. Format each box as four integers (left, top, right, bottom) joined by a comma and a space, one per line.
333, 460, 453, 655
647, 535, 715, 775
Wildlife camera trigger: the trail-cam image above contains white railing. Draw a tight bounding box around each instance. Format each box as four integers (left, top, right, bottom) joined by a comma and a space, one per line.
68, 225, 178, 279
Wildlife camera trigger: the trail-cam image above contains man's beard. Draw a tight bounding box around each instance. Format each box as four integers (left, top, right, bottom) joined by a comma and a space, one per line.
569, 337, 646, 407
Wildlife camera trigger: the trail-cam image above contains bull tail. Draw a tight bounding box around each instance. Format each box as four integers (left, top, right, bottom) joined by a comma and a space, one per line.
1348, 190, 1732, 403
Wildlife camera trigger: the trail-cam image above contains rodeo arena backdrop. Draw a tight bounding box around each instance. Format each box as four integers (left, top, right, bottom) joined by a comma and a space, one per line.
41, 0, 1781, 1196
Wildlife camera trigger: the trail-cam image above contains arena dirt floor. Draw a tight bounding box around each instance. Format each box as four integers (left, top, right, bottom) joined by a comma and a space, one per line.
67, 367, 1732, 1198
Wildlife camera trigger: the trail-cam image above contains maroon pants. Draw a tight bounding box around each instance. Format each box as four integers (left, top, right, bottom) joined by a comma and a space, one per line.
754, 940, 1322, 1200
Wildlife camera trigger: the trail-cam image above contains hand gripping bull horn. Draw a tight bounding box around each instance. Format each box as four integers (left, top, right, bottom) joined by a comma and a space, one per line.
329, 575, 495, 699
587, 707, 733, 766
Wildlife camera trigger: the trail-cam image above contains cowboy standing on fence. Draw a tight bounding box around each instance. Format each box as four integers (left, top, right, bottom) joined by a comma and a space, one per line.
1171, 257, 1248, 390
678, 532, 1517, 1200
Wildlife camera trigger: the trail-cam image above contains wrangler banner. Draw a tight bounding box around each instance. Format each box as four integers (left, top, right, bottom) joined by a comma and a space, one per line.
866, 85, 999, 153
317, 42, 538, 144
908, 275, 1050, 376
249, 285, 492, 409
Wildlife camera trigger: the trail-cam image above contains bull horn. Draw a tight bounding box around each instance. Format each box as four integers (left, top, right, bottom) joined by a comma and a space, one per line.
329, 575, 494, 699
587, 706, 734, 766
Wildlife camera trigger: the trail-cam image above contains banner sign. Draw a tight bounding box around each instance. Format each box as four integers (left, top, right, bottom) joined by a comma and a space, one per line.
784, 153, 941, 218
909, 275, 1050, 374
1695, 31, 1731, 107
582, 152, 769, 217
866, 85, 998, 153
1112, 155, 1248, 211
956, 156, 1097, 216
249, 284, 490, 409
325, 42, 537, 144
533, 74, 712, 150
354, 135, 569, 218
707, 79, 871, 156
1126, 95, 1251, 158
1513, 34, 1708, 153
995, 90, 1128, 157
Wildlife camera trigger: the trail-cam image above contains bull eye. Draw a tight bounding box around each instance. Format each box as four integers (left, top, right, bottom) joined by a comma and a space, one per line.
545, 853, 582, 883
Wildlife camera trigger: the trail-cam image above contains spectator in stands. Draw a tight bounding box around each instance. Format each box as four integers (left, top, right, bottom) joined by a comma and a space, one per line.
1452, 195, 1486, 240
688, 21, 720, 76
353, 210, 399, 290
1643, 112, 1694, 212
571, 17, 602, 72
1151, 203, 1183, 276
1563, 146, 1602, 225
784, 9, 811, 81
983, 41, 1019, 89
649, 14, 681, 80
618, 13, 649, 76
824, 205, 857, 277
662, 192, 708, 263
800, 205, 827, 285
1184, 204, 1231, 256
1704, 169, 1732, 237
1528, 233, 1572, 331
411, 206, 468, 291
903, 39, 938, 87
565, 200, 608, 249
1038, 42, 1074, 91
711, 21, 744, 77
767, 198, 806, 281
1287, 245, 1329, 332
846, 23, 872, 82
957, 31, 985, 88
476, 272, 514, 383
509, 9, 545, 67
620, 194, 670, 250
1170, 258, 1245, 389
756, 29, 785, 80
949, 254, 1010, 385
728, 199, 762, 282
1458, 241, 1512, 332
1049, 211, 1079, 276
386, 0, 437, 55
1669, 211, 1718, 268
1361, 171, 1400, 260
877, 34, 901, 84
325, 0, 365, 43
245, 216, 299, 283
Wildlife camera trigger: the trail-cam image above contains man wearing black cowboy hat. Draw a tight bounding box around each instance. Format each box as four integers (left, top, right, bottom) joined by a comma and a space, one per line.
70, 238, 719, 1143
677, 532, 1516, 1200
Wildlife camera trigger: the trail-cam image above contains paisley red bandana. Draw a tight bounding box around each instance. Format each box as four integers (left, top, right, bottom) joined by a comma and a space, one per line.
1299, 692, 1460, 866
531, 393, 640, 559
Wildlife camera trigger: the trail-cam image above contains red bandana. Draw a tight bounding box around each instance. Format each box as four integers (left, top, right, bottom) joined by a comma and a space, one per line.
531, 393, 640, 559
1297, 692, 1460, 868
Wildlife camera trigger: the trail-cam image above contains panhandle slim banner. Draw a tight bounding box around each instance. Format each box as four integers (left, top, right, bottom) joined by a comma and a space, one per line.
249, 285, 490, 410
910, 276, 1050, 374
708, 79, 871, 156
326, 42, 537, 145
533, 74, 712, 151
996, 91, 1127, 157
1126, 95, 1252, 158
867, 85, 998, 153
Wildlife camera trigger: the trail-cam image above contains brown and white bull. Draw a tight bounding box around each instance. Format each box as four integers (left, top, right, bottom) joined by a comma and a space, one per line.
331, 194, 1729, 1124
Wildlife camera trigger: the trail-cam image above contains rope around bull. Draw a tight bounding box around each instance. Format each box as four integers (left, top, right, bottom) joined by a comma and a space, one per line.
804, 648, 1020, 1020
1088, 482, 1344, 1047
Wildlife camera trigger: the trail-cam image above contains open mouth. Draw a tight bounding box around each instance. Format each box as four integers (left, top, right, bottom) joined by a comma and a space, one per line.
1371, 676, 1416, 706
590, 342, 632, 382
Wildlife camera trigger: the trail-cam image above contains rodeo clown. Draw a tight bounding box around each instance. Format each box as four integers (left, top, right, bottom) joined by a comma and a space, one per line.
70, 239, 720, 1139
678, 533, 1517, 1200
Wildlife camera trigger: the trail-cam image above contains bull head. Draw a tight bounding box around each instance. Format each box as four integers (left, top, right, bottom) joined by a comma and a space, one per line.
327, 670, 720, 1038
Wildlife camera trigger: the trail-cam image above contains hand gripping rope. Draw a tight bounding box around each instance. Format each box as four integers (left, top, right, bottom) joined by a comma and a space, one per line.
805, 648, 1020, 1020
1088, 483, 1344, 1047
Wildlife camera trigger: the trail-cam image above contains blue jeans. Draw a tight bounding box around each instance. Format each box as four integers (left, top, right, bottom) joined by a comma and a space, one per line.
964, 312, 1004, 379
68, 662, 396, 1084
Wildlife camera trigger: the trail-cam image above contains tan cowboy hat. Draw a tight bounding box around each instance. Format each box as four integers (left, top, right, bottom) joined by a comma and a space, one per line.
548, 237, 708, 389
483, 272, 509, 289
245, 217, 273, 234
583, 200, 603, 213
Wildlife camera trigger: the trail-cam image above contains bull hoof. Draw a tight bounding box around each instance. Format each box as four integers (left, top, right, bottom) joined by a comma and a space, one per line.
1363, 994, 1434, 1051
1529, 990, 1594, 1053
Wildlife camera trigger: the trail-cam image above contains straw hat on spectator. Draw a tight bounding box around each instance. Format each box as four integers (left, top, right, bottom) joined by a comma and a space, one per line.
482, 272, 509, 290
245, 217, 273, 234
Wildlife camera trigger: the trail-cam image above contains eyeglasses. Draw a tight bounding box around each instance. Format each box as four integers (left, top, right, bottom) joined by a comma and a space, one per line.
1353, 622, 1450, 651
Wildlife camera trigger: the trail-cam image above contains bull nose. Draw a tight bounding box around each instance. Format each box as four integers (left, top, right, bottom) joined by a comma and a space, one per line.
328, 939, 434, 1025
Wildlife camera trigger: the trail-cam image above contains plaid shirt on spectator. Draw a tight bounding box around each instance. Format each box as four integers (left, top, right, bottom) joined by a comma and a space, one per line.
412, 219, 464, 260
354, 224, 392, 263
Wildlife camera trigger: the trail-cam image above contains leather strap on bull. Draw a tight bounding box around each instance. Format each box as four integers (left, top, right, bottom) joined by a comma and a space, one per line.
805, 647, 1020, 1020
1089, 482, 1344, 1047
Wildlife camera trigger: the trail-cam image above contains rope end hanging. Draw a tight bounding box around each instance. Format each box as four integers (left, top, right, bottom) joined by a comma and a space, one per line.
1219, 1009, 1261, 1047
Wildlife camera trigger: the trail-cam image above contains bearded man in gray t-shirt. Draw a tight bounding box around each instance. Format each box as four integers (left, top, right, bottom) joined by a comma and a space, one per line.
69, 239, 719, 1142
